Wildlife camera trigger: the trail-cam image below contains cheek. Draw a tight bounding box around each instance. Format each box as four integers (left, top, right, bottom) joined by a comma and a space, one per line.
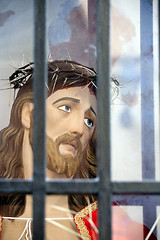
46, 108, 68, 140
81, 128, 94, 150
46, 108, 61, 138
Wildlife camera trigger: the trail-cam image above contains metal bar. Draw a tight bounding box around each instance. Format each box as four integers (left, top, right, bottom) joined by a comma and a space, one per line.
97, 0, 111, 239
1, 180, 160, 194
46, 178, 99, 194
0, 180, 33, 193
0, 179, 99, 194
140, 0, 155, 180
33, 0, 47, 239
112, 181, 160, 194
143, 199, 157, 236
46, 181, 160, 194
140, 0, 156, 236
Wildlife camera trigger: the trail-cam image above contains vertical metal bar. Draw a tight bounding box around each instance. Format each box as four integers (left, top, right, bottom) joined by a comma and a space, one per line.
140, 0, 156, 235
97, 0, 111, 239
33, 0, 46, 239
140, 0, 155, 179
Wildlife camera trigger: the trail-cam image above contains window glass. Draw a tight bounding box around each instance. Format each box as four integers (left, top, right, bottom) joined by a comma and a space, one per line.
111, 0, 159, 182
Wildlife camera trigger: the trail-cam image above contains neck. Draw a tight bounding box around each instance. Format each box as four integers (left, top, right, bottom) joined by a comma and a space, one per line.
21, 194, 70, 219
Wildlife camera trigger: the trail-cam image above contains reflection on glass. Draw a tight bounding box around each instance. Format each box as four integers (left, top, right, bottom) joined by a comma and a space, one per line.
47, 0, 97, 69
112, 195, 158, 239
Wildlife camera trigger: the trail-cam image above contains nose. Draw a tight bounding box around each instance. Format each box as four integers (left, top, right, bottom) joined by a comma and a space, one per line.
69, 114, 84, 138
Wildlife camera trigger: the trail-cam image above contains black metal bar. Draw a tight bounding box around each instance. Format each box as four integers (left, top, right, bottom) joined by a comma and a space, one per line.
1, 179, 160, 195
97, 0, 111, 239
0, 179, 99, 194
0, 180, 33, 193
46, 178, 99, 194
33, 0, 47, 239
46, 180, 160, 194
112, 181, 160, 194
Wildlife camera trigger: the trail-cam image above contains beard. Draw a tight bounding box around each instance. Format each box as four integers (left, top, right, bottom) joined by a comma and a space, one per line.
47, 133, 84, 178
29, 126, 84, 178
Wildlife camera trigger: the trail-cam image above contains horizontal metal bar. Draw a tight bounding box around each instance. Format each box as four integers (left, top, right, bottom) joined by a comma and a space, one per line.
47, 180, 160, 195
0, 178, 99, 194
1, 180, 160, 195
0, 179, 33, 193
46, 178, 99, 194
112, 181, 160, 194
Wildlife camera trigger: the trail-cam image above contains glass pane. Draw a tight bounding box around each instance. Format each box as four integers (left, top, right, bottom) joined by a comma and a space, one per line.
111, 0, 159, 181
111, 0, 141, 181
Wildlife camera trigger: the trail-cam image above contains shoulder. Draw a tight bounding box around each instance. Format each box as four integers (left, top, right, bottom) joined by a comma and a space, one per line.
73, 201, 157, 240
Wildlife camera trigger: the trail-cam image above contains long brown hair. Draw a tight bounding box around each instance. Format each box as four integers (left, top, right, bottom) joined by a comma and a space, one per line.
0, 60, 97, 216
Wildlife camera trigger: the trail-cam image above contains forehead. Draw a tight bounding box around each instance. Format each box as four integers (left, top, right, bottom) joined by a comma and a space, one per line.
47, 86, 97, 111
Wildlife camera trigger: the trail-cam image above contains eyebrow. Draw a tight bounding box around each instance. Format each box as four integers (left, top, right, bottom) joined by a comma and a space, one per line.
53, 97, 96, 116
52, 97, 80, 105
90, 106, 97, 116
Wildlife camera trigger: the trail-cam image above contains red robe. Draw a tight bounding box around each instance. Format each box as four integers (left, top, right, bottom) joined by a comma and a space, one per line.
73, 201, 157, 240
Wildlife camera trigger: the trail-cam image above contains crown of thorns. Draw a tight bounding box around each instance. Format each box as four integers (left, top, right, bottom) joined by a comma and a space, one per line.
9, 60, 97, 91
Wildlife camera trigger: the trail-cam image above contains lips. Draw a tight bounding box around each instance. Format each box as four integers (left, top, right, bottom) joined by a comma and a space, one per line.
66, 141, 78, 150
55, 133, 82, 156
62, 141, 78, 151
58, 141, 79, 158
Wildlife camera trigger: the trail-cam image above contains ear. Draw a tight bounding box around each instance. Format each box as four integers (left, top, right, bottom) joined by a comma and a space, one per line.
21, 102, 33, 129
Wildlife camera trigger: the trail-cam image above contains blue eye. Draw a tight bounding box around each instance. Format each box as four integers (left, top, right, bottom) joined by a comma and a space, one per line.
59, 105, 71, 112
84, 118, 93, 128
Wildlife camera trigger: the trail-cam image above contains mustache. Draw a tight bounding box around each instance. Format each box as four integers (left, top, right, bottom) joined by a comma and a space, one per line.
55, 133, 82, 153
